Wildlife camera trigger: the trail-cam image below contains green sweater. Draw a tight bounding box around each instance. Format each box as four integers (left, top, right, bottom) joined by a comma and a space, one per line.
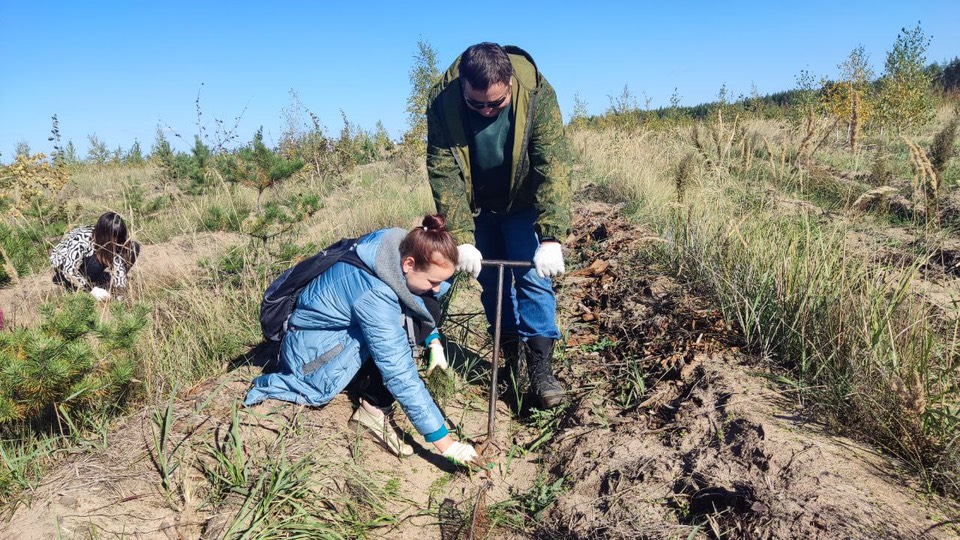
467, 103, 513, 212
426, 46, 572, 245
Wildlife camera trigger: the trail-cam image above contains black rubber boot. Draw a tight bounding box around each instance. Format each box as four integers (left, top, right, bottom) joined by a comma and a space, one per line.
525, 337, 567, 408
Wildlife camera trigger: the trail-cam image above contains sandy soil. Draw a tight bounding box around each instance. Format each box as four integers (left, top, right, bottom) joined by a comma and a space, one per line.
0, 194, 957, 539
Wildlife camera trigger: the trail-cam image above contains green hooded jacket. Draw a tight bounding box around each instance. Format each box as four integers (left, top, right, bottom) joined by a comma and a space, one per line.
426, 46, 572, 245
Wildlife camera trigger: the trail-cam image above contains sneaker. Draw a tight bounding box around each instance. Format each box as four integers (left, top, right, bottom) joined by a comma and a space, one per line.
349, 402, 414, 457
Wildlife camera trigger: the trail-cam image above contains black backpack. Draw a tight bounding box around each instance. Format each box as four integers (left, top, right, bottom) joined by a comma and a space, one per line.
260, 236, 372, 342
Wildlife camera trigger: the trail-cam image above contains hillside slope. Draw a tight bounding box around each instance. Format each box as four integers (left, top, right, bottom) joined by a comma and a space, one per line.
1, 192, 958, 540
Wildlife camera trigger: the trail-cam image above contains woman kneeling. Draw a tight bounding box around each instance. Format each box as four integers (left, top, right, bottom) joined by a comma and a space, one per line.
245, 214, 477, 467
50, 211, 140, 301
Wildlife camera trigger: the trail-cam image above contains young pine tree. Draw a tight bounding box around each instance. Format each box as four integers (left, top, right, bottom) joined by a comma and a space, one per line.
0, 294, 149, 428
125, 140, 145, 165
220, 128, 293, 210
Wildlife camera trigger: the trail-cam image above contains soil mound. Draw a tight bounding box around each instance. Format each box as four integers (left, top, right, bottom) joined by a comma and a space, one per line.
537, 190, 959, 539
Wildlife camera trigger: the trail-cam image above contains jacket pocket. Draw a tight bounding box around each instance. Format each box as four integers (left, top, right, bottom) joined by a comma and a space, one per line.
302, 343, 344, 376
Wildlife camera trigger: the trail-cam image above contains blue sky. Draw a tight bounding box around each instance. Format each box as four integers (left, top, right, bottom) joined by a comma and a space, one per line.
1, 1, 958, 161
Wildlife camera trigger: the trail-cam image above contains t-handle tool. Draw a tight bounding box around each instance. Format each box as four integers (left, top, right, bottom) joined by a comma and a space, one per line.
476, 259, 533, 458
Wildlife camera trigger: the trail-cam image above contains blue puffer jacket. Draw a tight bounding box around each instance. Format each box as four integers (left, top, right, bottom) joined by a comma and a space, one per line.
244, 228, 449, 442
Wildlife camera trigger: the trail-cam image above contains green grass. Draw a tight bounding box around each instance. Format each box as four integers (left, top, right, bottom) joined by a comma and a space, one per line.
575, 119, 960, 495
489, 468, 566, 532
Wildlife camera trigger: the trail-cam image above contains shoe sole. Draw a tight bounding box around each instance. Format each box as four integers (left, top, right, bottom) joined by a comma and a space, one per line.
536, 391, 567, 409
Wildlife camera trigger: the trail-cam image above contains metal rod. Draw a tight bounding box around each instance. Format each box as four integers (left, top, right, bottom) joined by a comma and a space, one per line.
487, 264, 504, 443
480, 259, 533, 445
481, 259, 534, 269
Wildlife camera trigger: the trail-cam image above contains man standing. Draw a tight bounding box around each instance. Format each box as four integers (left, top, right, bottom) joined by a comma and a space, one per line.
426, 42, 571, 408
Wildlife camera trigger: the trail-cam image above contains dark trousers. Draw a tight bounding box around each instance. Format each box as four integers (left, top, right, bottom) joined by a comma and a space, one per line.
346, 358, 395, 409
344, 294, 442, 409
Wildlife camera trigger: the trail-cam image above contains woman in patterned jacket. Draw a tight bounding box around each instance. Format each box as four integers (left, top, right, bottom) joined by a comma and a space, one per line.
49, 212, 140, 301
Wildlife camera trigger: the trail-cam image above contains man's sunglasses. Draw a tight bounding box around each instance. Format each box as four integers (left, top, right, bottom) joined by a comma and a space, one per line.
464, 93, 509, 110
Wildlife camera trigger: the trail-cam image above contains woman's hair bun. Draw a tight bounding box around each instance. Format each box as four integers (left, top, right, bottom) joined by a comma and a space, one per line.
422, 213, 447, 232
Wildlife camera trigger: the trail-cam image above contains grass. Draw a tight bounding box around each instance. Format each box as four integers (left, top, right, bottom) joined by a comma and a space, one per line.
149, 388, 187, 508
200, 400, 250, 503
208, 410, 400, 539
0, 154, 440, 521
3, 100, 955, 534
574, 114, 960, 494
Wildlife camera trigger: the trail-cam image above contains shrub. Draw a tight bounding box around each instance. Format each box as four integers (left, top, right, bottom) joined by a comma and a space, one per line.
0, 294, 149, 429
929, 117, 958, 177
0, 200, 67, 284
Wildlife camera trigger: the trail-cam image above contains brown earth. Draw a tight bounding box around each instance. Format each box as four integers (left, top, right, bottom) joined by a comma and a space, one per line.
1, 193, 958, 539
537, 196, 960, 539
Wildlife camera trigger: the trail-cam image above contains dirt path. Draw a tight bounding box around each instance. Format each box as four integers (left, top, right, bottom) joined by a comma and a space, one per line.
1, 194, 958, 539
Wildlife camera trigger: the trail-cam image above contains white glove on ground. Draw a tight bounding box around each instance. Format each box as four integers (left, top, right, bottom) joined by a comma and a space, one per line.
442, 441, 478, 467
457, 244, 483, 278
90, 287, 111, 301
427, 342, 449, 375
533, 242, 565, 278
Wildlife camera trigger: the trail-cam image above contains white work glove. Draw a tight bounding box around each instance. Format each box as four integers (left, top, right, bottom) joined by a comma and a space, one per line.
442, 441, 478, 467
456, 244, 483, 278
90, 287, 111, 301
533, 242, 565, 278
426, 341, 449, 375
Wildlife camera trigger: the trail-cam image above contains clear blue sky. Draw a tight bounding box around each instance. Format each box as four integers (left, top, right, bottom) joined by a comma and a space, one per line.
1, 1, 958, 161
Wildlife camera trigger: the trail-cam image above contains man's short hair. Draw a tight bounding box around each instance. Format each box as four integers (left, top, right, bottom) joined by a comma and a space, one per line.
459, 42, 513, 90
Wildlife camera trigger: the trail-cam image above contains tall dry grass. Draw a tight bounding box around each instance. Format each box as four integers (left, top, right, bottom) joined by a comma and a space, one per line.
574, 124, 960, 493
21, 159, 438, 400
0, 156, 440, 505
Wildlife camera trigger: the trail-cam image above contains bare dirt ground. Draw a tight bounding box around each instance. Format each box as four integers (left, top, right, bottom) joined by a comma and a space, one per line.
1, 193, 959, 539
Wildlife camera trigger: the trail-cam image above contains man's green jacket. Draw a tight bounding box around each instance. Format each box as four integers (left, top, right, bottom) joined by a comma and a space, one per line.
426, 46, 571, 245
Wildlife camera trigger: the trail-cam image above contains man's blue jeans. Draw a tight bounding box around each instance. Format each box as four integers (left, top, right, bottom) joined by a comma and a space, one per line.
473, 206, 561, 340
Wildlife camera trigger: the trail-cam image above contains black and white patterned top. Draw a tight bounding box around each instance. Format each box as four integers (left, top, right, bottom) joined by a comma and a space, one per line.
49, 225, 130, 290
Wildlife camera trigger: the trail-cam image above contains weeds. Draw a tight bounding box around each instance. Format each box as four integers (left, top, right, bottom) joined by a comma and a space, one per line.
149, 389, 186, 508
575, 123, 960, 494
525, 404, 568, 452
903, 135, 942, 228
929, 117, 959, 178
0, 433, 55, 508
199, 400, 250, 503
489, 470, 565, 532
869, 147, 894, 185
217, 437, 396, 539
616, 356, 649, 410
